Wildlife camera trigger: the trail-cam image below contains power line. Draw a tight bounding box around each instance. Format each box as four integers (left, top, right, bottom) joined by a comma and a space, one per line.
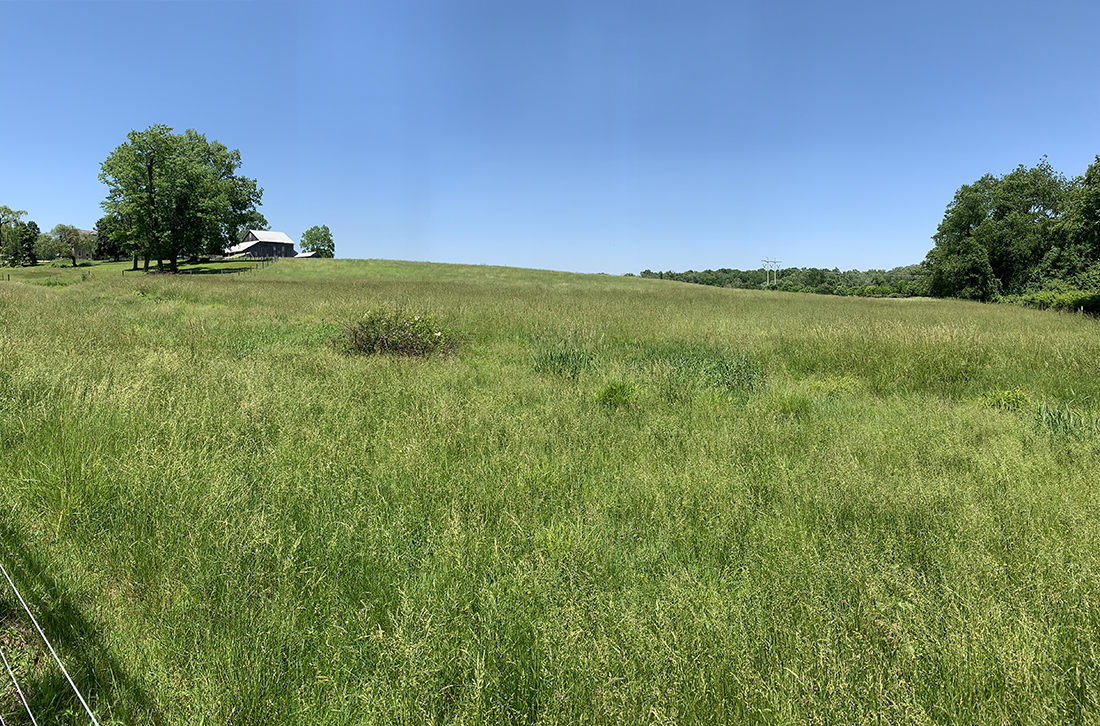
0, 561, 100, 726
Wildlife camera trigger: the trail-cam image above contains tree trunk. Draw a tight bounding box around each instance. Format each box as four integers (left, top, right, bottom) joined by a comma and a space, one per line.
170, 253, 178, 273
131, 254, 138, 271
143, 253, 150, 272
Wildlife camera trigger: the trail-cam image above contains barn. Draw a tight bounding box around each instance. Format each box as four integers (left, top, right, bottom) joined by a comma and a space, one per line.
227, 230, 296, 258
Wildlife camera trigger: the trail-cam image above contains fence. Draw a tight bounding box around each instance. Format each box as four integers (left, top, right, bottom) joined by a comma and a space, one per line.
124, 255, 280, 276
0, 560, 100, 725
3, 256, 280, 281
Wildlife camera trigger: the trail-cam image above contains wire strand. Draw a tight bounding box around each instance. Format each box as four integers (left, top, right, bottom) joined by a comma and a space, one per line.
0, 643, 37, 726
0, 561, 100, 726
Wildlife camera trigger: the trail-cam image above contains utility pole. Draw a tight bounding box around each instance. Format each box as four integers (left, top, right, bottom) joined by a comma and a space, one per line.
762, 258, 781, 287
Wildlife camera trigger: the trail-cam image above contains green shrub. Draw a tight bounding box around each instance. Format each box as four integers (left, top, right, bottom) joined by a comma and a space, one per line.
595, 380, 637, 408
1003, 290, 1100, 315
337, 304, 456, 357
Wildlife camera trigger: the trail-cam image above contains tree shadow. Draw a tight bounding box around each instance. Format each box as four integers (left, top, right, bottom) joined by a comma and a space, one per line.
0, 521, 164, 725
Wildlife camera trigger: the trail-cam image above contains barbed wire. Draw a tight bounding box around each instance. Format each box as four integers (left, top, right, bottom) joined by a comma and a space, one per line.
0, 560, 100, 725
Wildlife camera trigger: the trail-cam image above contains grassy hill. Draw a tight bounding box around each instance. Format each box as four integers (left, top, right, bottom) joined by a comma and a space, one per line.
2, 258, 1100, 724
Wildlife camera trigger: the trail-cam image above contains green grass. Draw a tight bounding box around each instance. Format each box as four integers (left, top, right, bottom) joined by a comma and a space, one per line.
2, 259, 1100, 724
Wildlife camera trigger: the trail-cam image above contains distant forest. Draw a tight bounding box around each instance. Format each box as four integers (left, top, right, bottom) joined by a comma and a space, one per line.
640, 156, 1100, 314
638, 265, 924, 298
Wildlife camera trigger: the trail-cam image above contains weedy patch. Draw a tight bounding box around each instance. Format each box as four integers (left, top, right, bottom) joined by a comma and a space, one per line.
595, 380, 637, 408
635, 343, 763, 402
1035, 401, 1100, 437
983, 388, 1032, 412
31, 278, 74, 288
532, 337, 598, 379
773, 391, 814, 420
336, 304, 457, 357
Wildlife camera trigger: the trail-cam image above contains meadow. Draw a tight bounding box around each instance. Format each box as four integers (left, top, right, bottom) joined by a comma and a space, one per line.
2, 258, 1099, 724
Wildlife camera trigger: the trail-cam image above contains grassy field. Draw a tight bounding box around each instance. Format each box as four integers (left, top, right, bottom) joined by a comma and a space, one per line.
1, 258, 1099, 724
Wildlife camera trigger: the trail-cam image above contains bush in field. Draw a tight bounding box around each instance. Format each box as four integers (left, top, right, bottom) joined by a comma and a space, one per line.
337, 305, 456, 357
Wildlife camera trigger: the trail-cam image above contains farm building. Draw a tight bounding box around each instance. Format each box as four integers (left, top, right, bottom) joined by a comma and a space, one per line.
227, 230, 296, 258
294, 250, 318, 258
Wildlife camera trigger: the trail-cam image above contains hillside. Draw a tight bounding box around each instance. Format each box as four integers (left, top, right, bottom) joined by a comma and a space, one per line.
2, 258, 1100, 724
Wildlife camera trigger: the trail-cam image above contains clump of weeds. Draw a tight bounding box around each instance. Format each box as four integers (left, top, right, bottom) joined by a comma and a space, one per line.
336, 304, 457, 357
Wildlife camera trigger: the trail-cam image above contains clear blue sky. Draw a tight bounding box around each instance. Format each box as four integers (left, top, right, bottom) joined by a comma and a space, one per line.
2, 0, 1098, 274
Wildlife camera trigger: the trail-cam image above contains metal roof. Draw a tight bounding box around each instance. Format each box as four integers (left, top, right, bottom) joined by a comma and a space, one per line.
227, 231, 296, 255
245, 230, 294, 244
226, 240, 260, 254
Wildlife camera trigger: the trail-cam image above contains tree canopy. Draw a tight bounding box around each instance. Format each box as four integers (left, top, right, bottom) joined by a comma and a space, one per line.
300, 224, 335, 258
99, 125, 263, 271
923, 156, 1100, 300
49, 224, 91, 267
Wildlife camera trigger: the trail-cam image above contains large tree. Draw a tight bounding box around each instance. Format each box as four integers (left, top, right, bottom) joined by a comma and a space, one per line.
35, 232, 64, 263
99, 125, 263, 272
95, 214, 125, 262
50, 224, 91, 267
0, 206, 27, 266
923, 158, 1070, 298
22, 221, 39, 265
300, 224, 335, 258
0, 205, 25, 229
2, 220, 42, 267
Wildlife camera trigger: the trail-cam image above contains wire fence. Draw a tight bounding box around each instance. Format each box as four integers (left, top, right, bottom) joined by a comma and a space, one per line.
0, 560, 100, 726
124, 254, 280, 276
0, 255, 281, 280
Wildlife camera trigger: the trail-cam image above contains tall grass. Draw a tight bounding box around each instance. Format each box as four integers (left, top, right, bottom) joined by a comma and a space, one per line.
1, 261, 1100, 723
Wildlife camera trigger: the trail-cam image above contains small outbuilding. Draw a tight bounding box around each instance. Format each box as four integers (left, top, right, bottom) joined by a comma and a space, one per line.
227, 230, 296, 258
294, 250, 318, 258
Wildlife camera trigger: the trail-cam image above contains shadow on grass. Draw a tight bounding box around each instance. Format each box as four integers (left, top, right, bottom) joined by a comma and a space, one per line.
0, 521, 163, 725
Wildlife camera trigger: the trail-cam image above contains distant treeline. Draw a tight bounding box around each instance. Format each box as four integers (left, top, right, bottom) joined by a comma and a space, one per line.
640, 155, 1100, 314
637, 265, 925, 298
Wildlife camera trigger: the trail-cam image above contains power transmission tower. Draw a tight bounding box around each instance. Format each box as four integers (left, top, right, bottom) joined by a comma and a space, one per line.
762, 258, 781, 287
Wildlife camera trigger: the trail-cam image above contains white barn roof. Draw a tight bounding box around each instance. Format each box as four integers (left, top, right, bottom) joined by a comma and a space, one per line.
245, 230, 294, 244
227, 230, 296, 255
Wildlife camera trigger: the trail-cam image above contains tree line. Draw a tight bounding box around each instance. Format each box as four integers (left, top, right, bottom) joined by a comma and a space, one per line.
637, 265, 924, 298
640, 156, 1100, 312
0, 207, 95, 268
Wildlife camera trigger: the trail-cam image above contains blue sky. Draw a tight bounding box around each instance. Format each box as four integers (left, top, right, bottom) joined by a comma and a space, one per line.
2, 0, 1098, 274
